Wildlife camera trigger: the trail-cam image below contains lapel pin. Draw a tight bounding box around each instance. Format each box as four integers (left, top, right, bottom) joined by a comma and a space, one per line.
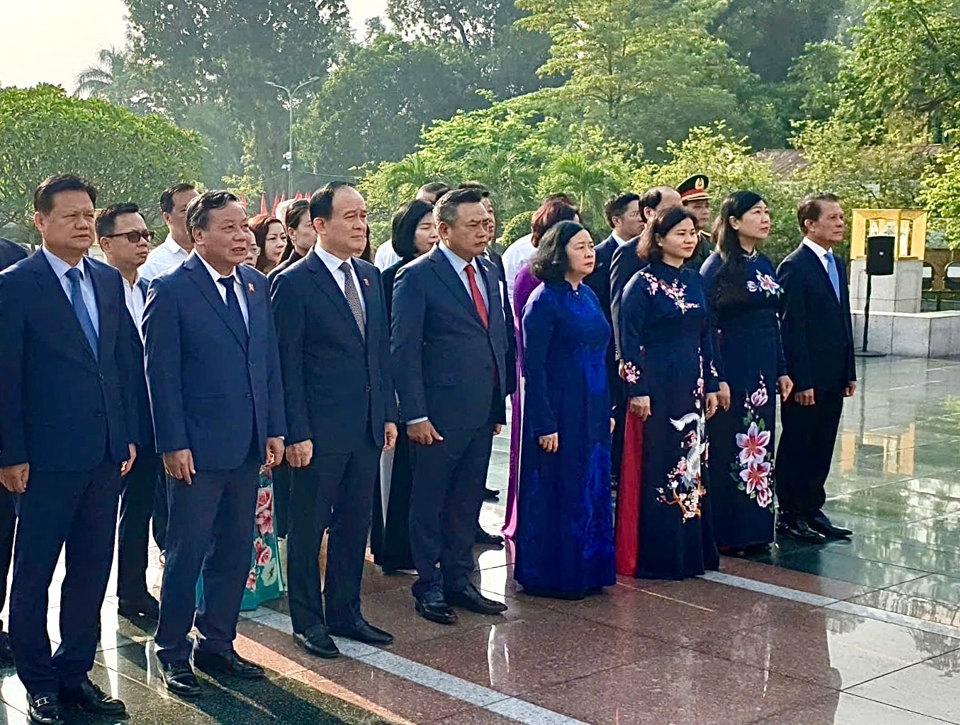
248, 282, 255, 293
363, 278, 370, 287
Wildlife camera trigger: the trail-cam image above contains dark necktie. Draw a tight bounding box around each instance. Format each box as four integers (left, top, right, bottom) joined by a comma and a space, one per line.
218, 276, 248, 340
339, 261, 366, 337
65, 267, 99, 359
464, 264, 489, 329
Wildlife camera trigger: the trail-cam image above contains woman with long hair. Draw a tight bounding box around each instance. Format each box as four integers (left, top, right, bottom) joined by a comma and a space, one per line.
616, 206, 720, 580
249, 213, 287, 275
371, 199, 439, 573
700, 191, 792, 553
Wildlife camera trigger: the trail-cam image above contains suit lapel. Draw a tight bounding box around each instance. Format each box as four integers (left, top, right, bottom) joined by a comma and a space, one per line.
184, 253, 249, 350
87, 261, 116, 362
305, 252, 364, 344
30, 253, 98, 369
478, 256, 500, 320
799, 244, 841, 308
429, 246, 485, 327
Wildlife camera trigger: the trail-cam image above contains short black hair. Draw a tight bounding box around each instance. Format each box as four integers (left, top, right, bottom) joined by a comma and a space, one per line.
638, 187, 666, 216
186, 190, 240, 239
531, 221, 587, 284
310, 181, 356, 221
797, 192, 841, 233
284, 199, 311, 231
391, 199, 434, 259
160, 183, 196, 214
34, 174, 97, 214
418, 181, 450, 198
457, 181, 491, 198
605, 192, 641, 227
434, 188, 486, 227
96, 202, 141, 238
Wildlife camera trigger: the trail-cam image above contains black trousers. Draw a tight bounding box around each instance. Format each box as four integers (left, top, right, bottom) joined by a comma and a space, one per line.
10, 460, 121, 696
287, 441, 379, 635
409, 424, 494, 598
776, 392, 845, 517
0, 489, 15, 630
155, 452, 260, 664
116, 451, 161, 601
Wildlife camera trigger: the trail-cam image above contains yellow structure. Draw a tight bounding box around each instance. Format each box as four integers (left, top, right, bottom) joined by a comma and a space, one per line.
850, 209, 928, 260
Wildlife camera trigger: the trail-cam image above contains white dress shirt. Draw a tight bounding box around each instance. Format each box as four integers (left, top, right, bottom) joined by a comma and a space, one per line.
612, 232, 630, 246
501, 233, 535, 304
313, 245, 367, 316
140, 235, 190, 280
802, 237, 832, 273
122, 276, 147, 331
42, 247, 100, 334
374, 239, 400, 271
439, 243, 489, 310
196, 254, 249, 327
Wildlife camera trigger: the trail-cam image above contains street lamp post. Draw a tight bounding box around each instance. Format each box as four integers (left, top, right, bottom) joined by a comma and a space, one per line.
266, 77, 320, 197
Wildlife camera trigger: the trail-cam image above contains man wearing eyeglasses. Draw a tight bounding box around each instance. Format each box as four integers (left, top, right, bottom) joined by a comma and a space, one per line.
97, 203, 163, 622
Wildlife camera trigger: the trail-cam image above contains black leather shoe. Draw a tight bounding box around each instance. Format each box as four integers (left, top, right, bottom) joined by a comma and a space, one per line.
446, 583, 508, 615
59, 678, 126, 715
777, 517, 827, 544
475, 528, 505, 547
0, 631, 14, 666
160, 660, 201, 697
414, 592, 458, 625
329, 619, 394, 645
193, 649, 264, 680
807, 511, 853, 539
483, 488, 499, 501
27, 694, 63, 725
118, 594, 161, 620
293, 631, 340, 659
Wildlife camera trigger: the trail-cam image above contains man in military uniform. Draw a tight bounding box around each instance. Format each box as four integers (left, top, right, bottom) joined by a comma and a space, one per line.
678, 174, 713, 270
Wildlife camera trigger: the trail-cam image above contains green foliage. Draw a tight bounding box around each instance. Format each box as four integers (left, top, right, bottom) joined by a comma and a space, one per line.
920, 139, 960, 248
0, 85, 207, 237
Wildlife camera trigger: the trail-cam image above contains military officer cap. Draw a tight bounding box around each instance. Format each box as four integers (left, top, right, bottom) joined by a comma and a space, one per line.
678, 174, 710, 203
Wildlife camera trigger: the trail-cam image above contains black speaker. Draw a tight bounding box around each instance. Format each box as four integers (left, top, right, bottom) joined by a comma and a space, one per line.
866, 235, 895, 276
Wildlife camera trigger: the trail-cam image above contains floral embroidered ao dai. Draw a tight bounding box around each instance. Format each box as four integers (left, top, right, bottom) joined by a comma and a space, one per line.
700, 251, 785, 550
617, 261, 720, 580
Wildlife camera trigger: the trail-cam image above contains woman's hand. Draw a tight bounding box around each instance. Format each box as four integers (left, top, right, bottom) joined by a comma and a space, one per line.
629, 396, 651, 421
717, 382, 731, 412
777, 375, 794, 402
538, 433, 559, 453
705, 392, 719, 420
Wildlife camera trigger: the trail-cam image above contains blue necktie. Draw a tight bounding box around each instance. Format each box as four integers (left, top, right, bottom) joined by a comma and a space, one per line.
65, 267, 99, 360
825, 251, 841, 300
218, 276, 248, 340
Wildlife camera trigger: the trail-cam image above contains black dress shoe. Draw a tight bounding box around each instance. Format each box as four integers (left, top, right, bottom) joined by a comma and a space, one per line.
27, 694, 63, 725
193, 649, 265, 680
118, 594, 161, 620
483, 488, 500, 501
446, 583, 508, 615
475, 528, 505, 547
414, 592, 458, 625
329, 620, 394, 645
293, 631, 340, 659
60, 678, 126, 715
0, 631, 14, 666
160, 660, 202, 697
777, 517, 827, 544
807, 511, 853, 539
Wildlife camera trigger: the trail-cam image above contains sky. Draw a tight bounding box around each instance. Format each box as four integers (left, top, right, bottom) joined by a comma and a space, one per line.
0, 0, 389, 92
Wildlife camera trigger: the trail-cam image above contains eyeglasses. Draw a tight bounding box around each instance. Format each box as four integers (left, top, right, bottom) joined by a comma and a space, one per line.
101, 230, 156, 243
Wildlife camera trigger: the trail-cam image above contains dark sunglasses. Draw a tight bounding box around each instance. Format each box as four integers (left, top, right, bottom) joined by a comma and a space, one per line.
102, 230, 156, 243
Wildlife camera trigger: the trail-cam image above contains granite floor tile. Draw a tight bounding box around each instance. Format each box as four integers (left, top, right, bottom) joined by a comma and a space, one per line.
717, 557, 873, 600
756, 692, 954, 724
429, 705, 519, 723
750, 549, 929, 589
847, 589, 960, 628
848, 648, 960, 723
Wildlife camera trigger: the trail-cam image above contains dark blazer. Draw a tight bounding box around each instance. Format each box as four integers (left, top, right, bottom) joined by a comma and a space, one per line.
484, 247, 517, 396
609, 237, 642, 357
0, 237, 27, 270
142, 252, 286, 470
0, 251, 138, 471
392, 244, 509, 431
584, 234, 616, 318
777, 243, 856, 394
271, 250, 397, 453
128, 277, 154, 450
382, 257, 412, 321
267, 248, 305, 287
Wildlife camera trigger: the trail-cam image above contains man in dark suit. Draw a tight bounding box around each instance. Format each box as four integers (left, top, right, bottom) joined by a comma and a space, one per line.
0, 236, 26, 666
776, 193, 857, 543
272, 182, 397, 659
392, 188, 510, 625
143, 191, 286, 697
585, 193, 644, 481
0, 175, 137, 724
609, 186, 681, 356
96, 203, 164, 621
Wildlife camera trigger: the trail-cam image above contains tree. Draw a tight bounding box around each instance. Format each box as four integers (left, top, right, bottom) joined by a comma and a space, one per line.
74, 46, 157, 116
920, 139, 960, 248
0, 85, 207, 236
